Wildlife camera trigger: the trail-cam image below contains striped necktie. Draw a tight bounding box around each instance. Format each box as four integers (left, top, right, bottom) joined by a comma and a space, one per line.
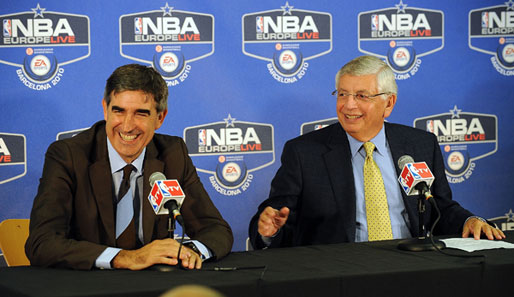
363, 142, 393, 241
116, 164, 137, 249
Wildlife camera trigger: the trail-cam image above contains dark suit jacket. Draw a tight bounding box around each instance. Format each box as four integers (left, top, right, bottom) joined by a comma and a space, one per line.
26, 121, 233, 269
249, 123, 473, 249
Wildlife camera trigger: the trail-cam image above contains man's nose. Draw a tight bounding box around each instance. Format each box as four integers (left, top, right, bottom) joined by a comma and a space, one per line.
121, 114, 135, 131
344, 94, 359, 108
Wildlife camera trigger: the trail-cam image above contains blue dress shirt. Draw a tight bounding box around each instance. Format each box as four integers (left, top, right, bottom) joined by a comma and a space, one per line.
346, 124, 412, 242
95, 137, 211, 269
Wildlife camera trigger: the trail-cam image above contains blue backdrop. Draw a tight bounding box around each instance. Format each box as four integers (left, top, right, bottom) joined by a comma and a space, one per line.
1, 0, 513, 252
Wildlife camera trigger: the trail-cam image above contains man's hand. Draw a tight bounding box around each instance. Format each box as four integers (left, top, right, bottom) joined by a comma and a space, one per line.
258, 206, 290, 237
112, 238, 202, 270
462, 217, 506, 240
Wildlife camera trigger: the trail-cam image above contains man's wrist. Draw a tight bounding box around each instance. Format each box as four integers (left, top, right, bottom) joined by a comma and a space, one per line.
183, 242, 200, 255
468, 216, 486, 222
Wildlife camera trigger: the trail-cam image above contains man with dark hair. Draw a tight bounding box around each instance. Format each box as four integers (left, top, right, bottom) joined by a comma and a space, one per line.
249, 56, 504, 249
26, 64, 233, 270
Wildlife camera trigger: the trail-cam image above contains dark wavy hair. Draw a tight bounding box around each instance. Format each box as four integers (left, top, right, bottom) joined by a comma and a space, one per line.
103, 64, 168, 113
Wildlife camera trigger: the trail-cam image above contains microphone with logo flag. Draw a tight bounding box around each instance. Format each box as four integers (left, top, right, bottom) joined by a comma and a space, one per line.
397, 155, 434, 200
148, 172, 185, 226
147, 172, 187, 272
396, 155, 445, 252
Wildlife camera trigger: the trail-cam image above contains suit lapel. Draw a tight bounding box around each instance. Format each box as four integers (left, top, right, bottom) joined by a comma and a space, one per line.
89, 126, 116, 246
323, 124, 357, 242
89, 126, 165, 245
142, 140, 165, 244
385, 123, 420, 236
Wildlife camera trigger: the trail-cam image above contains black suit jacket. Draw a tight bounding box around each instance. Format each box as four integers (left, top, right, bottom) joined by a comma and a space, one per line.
26, 121, 233, 269
249, 123, 473, 249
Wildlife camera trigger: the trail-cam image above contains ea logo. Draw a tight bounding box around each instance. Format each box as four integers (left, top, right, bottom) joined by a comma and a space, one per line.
393, 47, 410, 68
501, 44, 514, 64
222, 162, 241, 183
30, 55, 51, 77
279, 50, 297, 71
160, 52, 179, 73
447, 151, 465, 171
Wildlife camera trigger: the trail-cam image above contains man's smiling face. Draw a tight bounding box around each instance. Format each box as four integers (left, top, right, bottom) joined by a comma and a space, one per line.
336, 74, 395, 142
103, 90, 167, 163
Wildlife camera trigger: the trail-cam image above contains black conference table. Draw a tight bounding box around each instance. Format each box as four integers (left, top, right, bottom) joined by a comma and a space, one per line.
0, 231, 512, 297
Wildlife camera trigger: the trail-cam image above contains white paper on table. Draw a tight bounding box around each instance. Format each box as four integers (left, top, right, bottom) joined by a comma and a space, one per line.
440, 237, 514, 252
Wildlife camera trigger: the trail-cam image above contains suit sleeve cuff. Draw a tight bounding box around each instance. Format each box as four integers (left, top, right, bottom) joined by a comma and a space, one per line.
260, 228, 281, 248
465, 216, 498, 229
185, 240, 212, 260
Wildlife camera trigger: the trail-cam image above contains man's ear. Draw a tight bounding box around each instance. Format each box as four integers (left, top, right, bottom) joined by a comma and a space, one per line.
102, 99, 108, 120
383, 94, 397, 118
155, 109, 168, 130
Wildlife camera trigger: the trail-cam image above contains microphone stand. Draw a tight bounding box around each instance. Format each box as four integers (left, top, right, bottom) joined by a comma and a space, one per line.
167, 207, 176, 239
398, 186, 445, 251
149, 203, 179, 272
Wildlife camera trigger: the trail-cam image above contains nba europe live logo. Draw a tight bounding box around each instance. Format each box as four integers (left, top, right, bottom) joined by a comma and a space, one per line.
242, 2, 332, 84
489, 209, 514, 232
0, 133, 26, 184
358, 0, 444, 80
184, 115, 275, 196
469, 0, 514, 76
56, 127, 87, 140
300, 118, 338, 135
0, 4, 90, 90
119, 3, 214, 86
414, 106, 498, 184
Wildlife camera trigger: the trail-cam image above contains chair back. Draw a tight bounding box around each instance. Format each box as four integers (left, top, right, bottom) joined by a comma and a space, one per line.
0, 219, 30, 266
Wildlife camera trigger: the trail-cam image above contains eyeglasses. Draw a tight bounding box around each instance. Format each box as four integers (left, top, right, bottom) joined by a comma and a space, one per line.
331, 90, 390, 102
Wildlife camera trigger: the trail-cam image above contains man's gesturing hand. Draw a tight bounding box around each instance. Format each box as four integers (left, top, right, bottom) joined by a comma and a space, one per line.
258, 206, 290, 237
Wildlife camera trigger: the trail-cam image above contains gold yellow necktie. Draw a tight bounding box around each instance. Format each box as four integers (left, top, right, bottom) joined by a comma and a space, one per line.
363, 142, 393, 241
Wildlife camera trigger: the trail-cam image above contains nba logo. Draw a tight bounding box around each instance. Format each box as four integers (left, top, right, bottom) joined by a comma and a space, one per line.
481, 12, 488, 28
399, 167, 413, 193
157, 180, 170, 196
407, 163, 421, 179
134, 17, 143, 34
314, 124, 324, 130
256, 17, 264, 33
150, 184, 163, 210
426, 120, 434, 133
198, 129, 206, 146
3, 19, 12, 37
371, 14, 379, 31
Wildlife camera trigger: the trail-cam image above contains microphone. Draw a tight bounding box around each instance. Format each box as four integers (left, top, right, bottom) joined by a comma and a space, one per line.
147, 172, 187, 272
148, 172, 185, 226
396, 155, 445, 252
397, 155, 434, 200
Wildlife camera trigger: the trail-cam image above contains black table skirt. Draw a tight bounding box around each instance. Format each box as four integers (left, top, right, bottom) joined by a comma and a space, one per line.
1, 231, 512, 297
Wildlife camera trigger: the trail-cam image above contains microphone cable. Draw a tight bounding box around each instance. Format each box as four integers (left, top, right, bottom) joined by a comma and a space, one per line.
176, 225, 186, 268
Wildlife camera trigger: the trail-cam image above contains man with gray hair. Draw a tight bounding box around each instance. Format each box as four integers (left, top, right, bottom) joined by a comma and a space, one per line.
249, 55, 504, 249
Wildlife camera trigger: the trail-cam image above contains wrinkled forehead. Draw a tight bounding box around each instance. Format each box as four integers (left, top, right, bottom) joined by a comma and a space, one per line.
337, 74, 379, 92
109, 89, 155, 104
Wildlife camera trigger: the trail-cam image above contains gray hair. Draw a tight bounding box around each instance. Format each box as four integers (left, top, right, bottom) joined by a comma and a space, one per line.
334, 56, 397, 97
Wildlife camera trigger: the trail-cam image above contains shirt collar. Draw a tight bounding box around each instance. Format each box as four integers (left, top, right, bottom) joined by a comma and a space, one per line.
107, 137, 145, 174
346, 124, 387, 158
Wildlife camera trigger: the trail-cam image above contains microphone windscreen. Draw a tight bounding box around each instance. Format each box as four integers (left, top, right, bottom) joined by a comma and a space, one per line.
397, 155, 415, 170
149, 172, 166, 187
